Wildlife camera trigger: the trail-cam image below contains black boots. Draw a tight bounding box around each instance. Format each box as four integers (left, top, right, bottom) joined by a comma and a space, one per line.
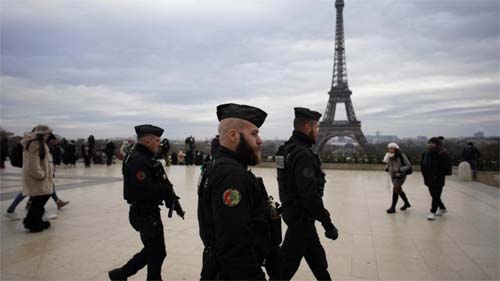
387, 192, 411, 214
400, 192, 411, 210
108, 268, 127, 281
386, 192, 398, 214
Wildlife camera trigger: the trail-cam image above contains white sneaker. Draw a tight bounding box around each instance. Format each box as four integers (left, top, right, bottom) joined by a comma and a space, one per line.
427, 213, 436, 220
42, 213, 58, 220
441, 209, 448, 214
435, 209, 443, 216
4, 212, 21, 220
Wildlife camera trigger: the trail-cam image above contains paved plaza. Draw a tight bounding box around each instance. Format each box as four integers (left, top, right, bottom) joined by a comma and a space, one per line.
0, 163, 499, 281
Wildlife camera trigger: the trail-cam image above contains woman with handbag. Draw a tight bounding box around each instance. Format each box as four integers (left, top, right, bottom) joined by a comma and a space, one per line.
383, 143, 412, 214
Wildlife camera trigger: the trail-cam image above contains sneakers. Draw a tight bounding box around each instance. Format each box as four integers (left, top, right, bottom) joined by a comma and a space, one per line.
43, 213, 58, 220
435, 208, 448, 216
4, 212, 21, 220
56, 199, 70, 210
427, 213, 436, 220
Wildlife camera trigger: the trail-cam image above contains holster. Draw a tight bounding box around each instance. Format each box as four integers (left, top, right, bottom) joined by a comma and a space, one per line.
200, 246, 219, 280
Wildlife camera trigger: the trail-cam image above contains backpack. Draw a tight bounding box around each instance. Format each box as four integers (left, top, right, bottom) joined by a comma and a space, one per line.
397, 152, 412, 175
10, 142, 23, 168
402, 154, 413, 175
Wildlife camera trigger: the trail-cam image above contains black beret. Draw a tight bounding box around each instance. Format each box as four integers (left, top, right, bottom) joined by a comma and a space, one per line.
294, 107, 322, 121
428, 137, 440, 145
216, 103, 267, 128
135, 124, 164, 138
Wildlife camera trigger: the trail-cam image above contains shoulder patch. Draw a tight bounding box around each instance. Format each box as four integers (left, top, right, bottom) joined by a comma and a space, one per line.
222, 188, 241, 207
303, 167, 314, 178
136, 171, 146, 181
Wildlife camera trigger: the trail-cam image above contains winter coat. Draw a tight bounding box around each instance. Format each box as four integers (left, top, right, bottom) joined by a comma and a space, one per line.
387, 151, 412, 179
21, 135, 54, 197
420, 148, 447, 187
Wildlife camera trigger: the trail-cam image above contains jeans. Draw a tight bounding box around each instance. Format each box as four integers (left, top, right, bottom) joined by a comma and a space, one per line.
7, 188, 59, 213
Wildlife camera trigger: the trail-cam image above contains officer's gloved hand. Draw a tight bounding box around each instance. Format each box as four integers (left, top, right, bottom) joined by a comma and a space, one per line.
322, 221, 339, 240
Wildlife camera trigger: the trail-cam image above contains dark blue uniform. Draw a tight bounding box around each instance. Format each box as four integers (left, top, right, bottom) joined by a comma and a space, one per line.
276, 130, 337, 281
110, 123, 182, 281
119, 143, 167, 280
198, 103, 280, 280
198, 147, 278, 280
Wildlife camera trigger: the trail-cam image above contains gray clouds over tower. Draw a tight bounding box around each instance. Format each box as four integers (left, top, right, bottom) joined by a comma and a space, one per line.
1, 0, 498, 138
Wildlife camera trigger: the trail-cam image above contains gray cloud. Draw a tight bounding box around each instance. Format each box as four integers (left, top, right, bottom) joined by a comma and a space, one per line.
1, 0, 498, 139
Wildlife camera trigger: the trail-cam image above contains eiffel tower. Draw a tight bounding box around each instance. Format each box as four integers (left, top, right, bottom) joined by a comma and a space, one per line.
315, 0, 367, 154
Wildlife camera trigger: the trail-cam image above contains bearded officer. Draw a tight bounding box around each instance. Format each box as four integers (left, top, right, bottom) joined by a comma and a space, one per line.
276, 108, 338, 280
198, 103, 280, 280
109, 124, 183, 281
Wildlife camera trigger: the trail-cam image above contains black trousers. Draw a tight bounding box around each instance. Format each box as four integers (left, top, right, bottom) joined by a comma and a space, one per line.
23, 194, 50, 230
106, 153, 113, 166
428, 185, 446, 213
120, 208, 167, 280
84, 156, 91, 167
281, 219, 331, 281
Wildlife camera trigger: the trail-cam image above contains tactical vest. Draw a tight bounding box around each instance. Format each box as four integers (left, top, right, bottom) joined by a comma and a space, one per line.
276, 142, 326, 213
197, 157, 278, 255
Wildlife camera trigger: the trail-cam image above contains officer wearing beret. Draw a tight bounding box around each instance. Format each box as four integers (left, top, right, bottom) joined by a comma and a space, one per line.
198, 103, 279, 280
276, 108, 338, 280
109, 124, 181, 281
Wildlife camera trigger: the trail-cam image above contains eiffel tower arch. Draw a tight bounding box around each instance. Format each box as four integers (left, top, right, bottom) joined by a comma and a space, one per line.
315, 0, 366, 154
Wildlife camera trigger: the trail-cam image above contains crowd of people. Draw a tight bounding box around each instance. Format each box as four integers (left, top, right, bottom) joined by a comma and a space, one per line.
0, 106, 485, 280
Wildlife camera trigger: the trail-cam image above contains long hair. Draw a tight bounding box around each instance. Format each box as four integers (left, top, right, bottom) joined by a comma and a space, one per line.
25, 134, 47, 160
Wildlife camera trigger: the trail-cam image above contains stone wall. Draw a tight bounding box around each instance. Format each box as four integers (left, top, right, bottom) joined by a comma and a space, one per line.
477, 171, 500, 188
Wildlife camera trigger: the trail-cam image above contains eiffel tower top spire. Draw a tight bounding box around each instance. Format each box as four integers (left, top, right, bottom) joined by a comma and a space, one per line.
332, 0, 348, 89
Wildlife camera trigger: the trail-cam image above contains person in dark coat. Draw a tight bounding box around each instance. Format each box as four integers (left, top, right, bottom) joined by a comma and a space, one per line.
276, 107, 338, 280
47, 134, 61, 166
108, 124, 184, 281
105, 140, 116, 166
88, 135, 96, 163
211, 135, 220, 157
197, 103, 280, 280
63, 140, 76, 168
170, 152, 178, 165
421, 137, 449, 220
81, 142, 92, 168
0, 137, 9, 169
462, 142, 481, 179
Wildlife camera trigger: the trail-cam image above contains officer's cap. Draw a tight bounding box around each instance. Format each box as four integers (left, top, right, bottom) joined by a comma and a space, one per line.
135, 124, 164, 138
294, 107, 322, 121
216, 103, 267, 128
428, 137, 441, 145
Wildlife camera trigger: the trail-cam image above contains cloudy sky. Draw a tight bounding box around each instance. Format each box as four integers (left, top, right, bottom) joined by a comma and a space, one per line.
1, 0, 499, 140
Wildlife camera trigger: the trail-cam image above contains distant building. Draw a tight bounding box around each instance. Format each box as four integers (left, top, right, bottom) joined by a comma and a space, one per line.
473, 131, 485, 138
416, 136, 428, 143
365, 131, 400, 144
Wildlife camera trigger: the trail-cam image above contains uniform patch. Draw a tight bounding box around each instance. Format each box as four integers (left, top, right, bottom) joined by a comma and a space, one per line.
222, 188, 241, 207
136, 171, 146, 181
303, 167, 314, 178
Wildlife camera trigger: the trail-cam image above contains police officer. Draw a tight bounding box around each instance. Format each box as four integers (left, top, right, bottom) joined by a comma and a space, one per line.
109, 124, 183, 281
198, 103, 280, 280
276, 108, 338, 281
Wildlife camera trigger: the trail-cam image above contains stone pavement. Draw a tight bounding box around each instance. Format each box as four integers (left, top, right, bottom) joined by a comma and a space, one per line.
0, 163, 498, 280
